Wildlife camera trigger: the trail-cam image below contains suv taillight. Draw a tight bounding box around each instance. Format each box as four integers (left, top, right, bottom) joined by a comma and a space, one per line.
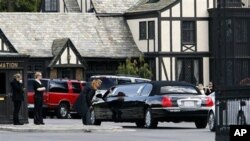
162, 96, 172, 107
205, 97, 214, 107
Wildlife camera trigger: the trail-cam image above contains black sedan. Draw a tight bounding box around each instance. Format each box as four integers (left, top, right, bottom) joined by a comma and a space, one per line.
89, 81, 213, 128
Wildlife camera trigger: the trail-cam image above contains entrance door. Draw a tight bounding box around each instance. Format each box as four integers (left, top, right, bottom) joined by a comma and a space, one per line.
0, 72, 8, 121
176, 58, 203, 85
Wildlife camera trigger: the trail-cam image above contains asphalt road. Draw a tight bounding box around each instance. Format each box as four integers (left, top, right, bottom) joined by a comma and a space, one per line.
0, 119, 215, 141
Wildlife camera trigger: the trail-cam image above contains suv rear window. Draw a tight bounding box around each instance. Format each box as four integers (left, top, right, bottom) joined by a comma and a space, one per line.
160, 86, 199, 94
72, 82, 81, 93
49, 81, 68, 93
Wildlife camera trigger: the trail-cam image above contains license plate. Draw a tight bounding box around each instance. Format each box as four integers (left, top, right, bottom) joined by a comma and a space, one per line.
184, 101, 195, 107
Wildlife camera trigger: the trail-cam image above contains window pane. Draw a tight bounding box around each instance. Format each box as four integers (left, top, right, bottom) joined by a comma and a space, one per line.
182, 21, 195, 44
118, 78, 131, 84
140, 84, 153, 96
148, 21, 155, 39
49, 81, 68, 93
139, 22, 147, 40
160, 86, 199, 94
72, 82, 81, 93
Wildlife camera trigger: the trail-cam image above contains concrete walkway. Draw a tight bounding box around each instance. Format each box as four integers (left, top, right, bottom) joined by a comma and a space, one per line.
0, 119, 126, 133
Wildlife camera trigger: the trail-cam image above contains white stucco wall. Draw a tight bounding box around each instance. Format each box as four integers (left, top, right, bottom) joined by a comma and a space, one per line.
172, 21, 181, 52
197, 0, 209, 17
203, 57, 210, 86
172, 3, 181, 17
161, 21, 170, 52
182, 0, 195, 17
197, 21, 209, 52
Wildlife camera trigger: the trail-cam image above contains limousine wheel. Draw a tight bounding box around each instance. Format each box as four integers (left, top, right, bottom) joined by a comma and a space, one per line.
90, 109, 101, 125
145, 109, 158, 128
195, 118, 207, 129
56, 103, 69, 119
135, 121, 145, 128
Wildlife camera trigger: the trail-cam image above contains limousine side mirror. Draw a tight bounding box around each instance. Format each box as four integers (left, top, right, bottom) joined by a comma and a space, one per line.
96, 94, 103, 99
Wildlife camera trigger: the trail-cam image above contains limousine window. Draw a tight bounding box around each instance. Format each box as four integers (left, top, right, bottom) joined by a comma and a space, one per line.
140, 84, 153, 96
160, 86, 198, 94
110, 84, 145, 97
117, 78, 131, 84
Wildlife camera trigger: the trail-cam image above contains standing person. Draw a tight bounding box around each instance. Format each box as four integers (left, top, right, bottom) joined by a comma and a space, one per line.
10, 73, 24, 125
205, 82, 215, 95
198, 83, 205, 95
33, 72, 46, 125
73, 79, 102, 125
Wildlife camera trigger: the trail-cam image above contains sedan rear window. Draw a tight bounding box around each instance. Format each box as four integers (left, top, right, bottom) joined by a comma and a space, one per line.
160, 86, 199, 94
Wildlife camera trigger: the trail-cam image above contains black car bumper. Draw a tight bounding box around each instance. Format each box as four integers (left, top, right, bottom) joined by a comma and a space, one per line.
151, 107, 209, 122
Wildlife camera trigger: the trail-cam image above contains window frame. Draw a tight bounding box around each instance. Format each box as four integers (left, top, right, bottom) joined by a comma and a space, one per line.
182, 21, 196, 44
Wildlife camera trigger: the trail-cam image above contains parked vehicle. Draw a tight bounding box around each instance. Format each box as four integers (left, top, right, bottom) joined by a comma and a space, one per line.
207, 92, 215, 131
89, 81, 213, 128
27, 79, 84, 118
90, 75, 151, 95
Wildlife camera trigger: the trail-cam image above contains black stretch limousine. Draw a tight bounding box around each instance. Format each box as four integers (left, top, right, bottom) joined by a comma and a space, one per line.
89, 81, 213, 128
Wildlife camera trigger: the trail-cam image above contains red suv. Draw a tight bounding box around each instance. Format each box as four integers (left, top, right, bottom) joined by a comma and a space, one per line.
27, 79, 84, 118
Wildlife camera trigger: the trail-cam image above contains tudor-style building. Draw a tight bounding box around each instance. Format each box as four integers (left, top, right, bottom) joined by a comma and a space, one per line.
125, 0, 250, 86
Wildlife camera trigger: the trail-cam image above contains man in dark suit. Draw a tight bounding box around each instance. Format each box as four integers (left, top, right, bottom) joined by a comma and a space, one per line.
10, 73, 24, 125
33, 72, 46, 125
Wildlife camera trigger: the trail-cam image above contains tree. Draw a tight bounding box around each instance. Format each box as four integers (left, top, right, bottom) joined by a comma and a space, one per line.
0, 0, 41, 12
117, 56, 153, 79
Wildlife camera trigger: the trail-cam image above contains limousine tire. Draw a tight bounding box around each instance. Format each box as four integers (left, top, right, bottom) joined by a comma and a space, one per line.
56, 103, 69, 119
90, 109, 101, 125
145, 109, 158, 128
195, 118, 207, 129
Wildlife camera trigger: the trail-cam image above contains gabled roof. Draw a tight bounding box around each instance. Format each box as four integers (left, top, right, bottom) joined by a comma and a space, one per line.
126, 0, 177, 14
49, 38, 87, 68
92, 0, 141, 14
0, 29, 18, 53
0, 13, 141, 58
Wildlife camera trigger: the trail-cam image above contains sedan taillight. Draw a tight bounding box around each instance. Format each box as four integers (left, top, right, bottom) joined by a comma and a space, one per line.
162, 96, 172, 107
205, 97, 214, 107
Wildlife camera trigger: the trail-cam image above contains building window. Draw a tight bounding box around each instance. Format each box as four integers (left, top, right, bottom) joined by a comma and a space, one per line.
27, 63, 43, 78
235, 20, 248, 43
182, 21, 196, 44
148, 21, 155, 39
45, 0, 58, 12
139, 21, 155, 40
139, 22, 147, 40
176, 58, 202, 85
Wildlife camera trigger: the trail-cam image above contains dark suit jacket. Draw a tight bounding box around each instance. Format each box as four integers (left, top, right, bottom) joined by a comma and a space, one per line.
10, 79, 24, 101
73, 84, 96, 116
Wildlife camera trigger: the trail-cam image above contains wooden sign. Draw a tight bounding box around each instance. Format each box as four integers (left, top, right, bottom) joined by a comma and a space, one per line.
0, 62, 20, 69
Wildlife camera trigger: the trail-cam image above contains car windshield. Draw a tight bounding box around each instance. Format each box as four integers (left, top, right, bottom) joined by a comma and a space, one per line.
160, 85, 199, 94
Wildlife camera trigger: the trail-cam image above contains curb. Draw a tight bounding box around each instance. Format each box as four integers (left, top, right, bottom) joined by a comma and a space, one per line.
0, 124, 127, 133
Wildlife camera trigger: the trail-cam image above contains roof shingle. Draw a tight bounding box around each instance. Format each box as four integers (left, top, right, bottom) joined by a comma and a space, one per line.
0, 13, 141, 58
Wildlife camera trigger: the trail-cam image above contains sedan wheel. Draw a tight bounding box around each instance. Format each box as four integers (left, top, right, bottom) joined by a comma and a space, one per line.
90, 109, 101, 125
208, 112, 215, 132
195, 118, 207, 129
144, 109, 158, 128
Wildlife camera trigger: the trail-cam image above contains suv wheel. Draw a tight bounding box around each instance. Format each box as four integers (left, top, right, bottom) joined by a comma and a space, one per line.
90, 109, 101, 125
144, 109, 158, 128
56, 103, 69, 119
195, 118, 207, 129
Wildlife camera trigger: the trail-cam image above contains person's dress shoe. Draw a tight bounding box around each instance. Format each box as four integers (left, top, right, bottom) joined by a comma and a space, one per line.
40, 122, 45, 125
34, 122, 40, 125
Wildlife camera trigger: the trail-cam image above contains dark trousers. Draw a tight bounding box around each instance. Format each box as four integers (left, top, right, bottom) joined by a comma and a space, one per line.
34, 97, 43, 124
82, 108, 91, 125
13, 101, 22, 124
